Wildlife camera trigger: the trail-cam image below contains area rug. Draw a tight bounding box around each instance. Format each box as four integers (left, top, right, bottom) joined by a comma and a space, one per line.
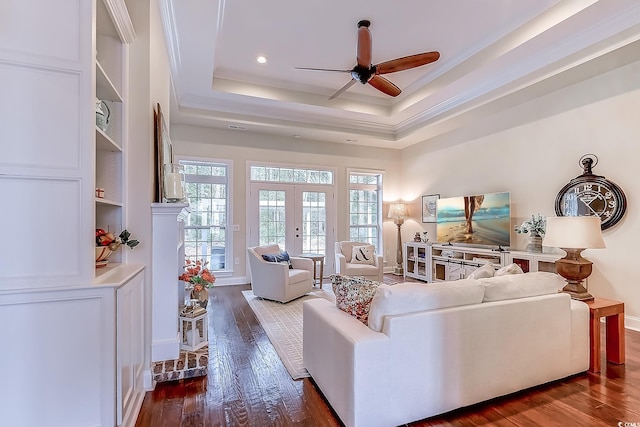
242, 287, 334, 380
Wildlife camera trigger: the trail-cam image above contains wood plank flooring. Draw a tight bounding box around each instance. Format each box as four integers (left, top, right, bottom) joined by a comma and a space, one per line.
136, 278, 640, 427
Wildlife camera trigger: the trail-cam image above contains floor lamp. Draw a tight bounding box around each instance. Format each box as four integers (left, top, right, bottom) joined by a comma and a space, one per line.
542, 216, 606, 301
388, 202, 407, 275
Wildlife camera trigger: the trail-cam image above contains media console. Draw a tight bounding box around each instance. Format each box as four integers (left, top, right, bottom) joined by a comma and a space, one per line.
403, 243, 562, 283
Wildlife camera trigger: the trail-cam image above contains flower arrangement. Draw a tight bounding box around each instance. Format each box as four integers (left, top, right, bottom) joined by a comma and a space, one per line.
514, 214, 546, 236
179, 258, 216, 289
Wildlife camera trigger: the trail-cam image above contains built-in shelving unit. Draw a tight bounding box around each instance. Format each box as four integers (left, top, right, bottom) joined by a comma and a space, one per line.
94, 0, 130, 271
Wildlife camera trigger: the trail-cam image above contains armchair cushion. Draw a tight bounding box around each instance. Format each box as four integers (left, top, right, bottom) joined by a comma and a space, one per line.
261, 250, 293, 269
350, 245, 375, 265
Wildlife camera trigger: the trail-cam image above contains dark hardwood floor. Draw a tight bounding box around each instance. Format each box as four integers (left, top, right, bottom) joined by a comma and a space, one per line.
136, 277, 640, 427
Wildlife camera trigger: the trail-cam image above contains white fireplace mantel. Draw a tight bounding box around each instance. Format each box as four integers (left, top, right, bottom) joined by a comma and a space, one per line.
151, 203, 190, 362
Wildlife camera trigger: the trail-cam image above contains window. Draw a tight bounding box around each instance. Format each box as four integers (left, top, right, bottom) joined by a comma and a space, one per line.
348, 171, 383, 252
180, 160, 231, 272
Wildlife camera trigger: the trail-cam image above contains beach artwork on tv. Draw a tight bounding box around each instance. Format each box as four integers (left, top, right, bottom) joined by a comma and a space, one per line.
436, 191, 511, 248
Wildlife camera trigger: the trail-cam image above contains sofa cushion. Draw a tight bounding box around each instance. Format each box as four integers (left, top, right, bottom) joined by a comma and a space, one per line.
479, 272, 565, 302
331, 275, 381, 324
494, 263, 524, 276
367, 279, 485, 332
466, 262, 495, 279
350, 245, 375, 265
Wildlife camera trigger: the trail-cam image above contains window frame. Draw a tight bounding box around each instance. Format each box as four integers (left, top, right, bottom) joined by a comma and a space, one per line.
347, 168, 384, 255
176, 155, 233, 277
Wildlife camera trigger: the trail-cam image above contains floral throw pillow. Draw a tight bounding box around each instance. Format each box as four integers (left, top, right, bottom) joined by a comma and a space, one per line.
331, 275, 381, 324
350, 245, 376, 265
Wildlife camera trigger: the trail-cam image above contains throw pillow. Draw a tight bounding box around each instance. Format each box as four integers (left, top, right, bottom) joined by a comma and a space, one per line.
368, 279, 485, 332
494, 263, 524, 276
479, 272, 565, 302
350, 245, 376, 265
331, 275, 381, 325
466, 262, 495, 279
261, 251, 293, 269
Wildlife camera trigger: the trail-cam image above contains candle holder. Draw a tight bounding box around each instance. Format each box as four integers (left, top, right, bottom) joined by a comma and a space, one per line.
163, 164, 186, 203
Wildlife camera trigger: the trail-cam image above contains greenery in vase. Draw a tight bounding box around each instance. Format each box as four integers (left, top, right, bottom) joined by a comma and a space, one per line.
514, 214, 546, 236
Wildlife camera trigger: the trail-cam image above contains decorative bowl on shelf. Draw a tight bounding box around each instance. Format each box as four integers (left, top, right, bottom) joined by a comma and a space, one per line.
95, 246, 113, 268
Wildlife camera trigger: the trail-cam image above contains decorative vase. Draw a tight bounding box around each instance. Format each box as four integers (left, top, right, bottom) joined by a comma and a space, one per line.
527, 233, 543, 253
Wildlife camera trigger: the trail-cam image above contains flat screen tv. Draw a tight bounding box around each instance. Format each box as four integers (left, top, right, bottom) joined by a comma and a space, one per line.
436, 191, 511, 248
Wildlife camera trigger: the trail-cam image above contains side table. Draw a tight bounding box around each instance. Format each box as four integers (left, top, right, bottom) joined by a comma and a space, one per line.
585, 297, 625, 373
299, 253, 325, 287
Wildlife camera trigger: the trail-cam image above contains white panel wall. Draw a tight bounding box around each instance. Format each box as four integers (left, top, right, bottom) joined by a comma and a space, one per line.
0, 0, 94, 289
0, 177, 82, 281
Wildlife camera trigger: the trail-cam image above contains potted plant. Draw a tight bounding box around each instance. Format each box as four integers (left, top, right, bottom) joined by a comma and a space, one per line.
514, 214, 546, 252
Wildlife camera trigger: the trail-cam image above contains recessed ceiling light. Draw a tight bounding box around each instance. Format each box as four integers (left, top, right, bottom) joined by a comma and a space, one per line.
293, 134, 301, 139
346, 138, 358, 143
256, 56, 267, 64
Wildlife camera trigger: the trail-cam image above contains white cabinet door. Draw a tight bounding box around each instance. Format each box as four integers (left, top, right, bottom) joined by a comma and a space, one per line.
117, 271, 145, 426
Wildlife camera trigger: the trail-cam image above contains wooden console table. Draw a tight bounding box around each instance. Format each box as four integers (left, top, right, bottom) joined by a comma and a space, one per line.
585, 298, 625, 373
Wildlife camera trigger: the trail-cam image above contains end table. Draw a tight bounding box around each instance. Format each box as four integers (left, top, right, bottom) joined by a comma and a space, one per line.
585, 297, 625, 373
299, 253, 324, 287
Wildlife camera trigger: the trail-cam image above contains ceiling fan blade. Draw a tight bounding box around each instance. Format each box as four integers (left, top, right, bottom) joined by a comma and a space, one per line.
295, 67, 351, 73
375, 51, 440, 75
329, 79, 357, 100
356, 20, 372, 67
368, 75, 401, 97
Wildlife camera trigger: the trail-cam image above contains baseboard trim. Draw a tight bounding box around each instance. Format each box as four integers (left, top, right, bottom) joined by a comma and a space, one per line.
624, 314, 640, 332
143, 369, 155, 390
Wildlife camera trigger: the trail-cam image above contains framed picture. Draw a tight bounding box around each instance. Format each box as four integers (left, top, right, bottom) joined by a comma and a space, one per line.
153, 103, 173, 202
422, 194, 439, 223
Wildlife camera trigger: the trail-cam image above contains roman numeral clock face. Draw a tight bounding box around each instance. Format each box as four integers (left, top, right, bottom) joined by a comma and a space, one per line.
554, 175, 626, 230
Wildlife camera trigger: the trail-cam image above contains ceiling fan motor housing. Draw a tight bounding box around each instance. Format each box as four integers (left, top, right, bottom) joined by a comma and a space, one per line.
351, 65, 375, 84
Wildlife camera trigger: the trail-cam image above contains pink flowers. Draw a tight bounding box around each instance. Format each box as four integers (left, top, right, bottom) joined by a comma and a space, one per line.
178, 259, 216, 288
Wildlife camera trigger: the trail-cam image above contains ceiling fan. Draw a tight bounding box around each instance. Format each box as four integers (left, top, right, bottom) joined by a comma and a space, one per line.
295, 20, 440, 100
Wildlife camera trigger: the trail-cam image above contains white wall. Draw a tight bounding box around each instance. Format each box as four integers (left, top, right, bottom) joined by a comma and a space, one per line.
171, 125, 404, 281
401, 59, 640, 327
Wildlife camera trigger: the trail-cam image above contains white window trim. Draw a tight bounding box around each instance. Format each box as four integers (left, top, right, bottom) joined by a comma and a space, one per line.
347, 168, 384, 255
176, 155, 234, 278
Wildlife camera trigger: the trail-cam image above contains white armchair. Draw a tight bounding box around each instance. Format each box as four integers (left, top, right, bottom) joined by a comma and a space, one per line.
334, 241, 384, 282
247, 244, 314, 303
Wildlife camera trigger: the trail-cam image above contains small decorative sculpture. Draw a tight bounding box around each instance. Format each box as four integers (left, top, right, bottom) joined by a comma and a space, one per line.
414, 232, 422, 242
421, 231, 429, 243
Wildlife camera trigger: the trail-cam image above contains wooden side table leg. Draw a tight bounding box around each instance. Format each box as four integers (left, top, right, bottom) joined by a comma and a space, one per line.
319, 259, 324, 286
605, 313, 625, 364
589, 314, 601, 373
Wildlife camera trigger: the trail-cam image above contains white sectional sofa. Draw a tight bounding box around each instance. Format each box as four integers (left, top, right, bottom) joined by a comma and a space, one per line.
303, 272, 589, 427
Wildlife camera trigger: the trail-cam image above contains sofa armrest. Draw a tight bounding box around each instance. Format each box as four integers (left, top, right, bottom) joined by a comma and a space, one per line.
303, 299, 391, 427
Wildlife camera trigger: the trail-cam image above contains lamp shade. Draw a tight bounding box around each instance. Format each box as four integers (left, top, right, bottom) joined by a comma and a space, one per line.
542, 216, 606, 249
388, 203, 408, 219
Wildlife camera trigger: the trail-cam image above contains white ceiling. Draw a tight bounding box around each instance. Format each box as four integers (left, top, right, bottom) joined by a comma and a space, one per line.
161, 0, 640, 149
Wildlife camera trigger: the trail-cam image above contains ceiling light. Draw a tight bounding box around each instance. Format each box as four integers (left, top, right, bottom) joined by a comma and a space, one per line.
346, 138, 358, 143
256, 56, 267, 64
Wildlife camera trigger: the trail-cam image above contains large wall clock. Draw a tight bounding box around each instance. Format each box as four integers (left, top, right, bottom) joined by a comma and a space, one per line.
554, 154, 626, 230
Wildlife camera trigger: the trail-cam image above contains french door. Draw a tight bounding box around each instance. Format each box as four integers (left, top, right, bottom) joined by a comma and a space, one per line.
249, 183, 335, 275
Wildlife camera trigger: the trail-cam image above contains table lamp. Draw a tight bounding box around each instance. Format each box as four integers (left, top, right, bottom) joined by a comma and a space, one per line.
542, 216, 605, 301
388, 202, 408, 275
